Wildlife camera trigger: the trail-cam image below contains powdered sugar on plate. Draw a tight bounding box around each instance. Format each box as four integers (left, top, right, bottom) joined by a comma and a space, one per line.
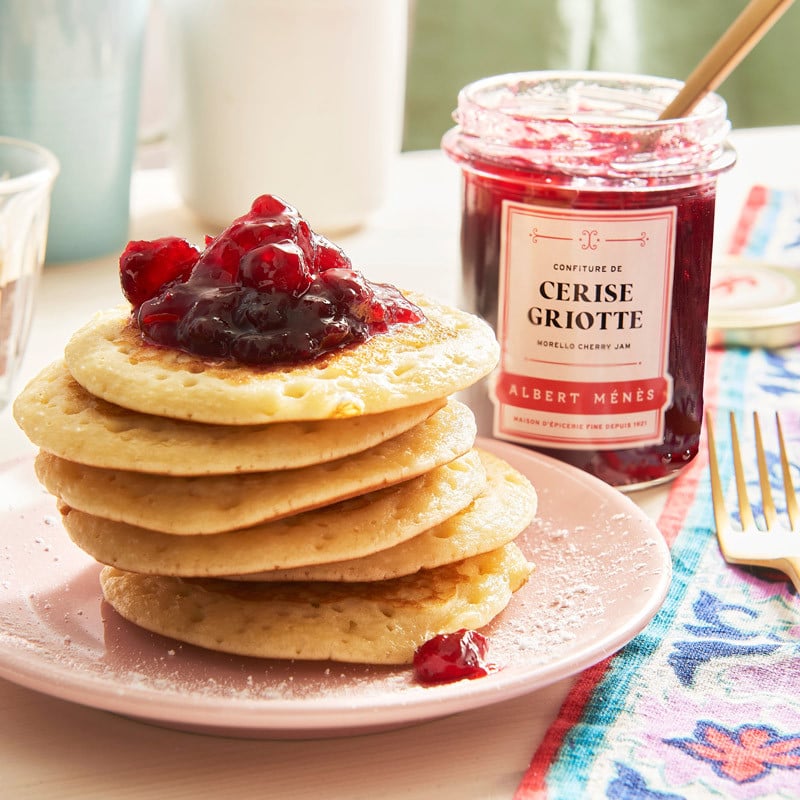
0, 442, 670, 738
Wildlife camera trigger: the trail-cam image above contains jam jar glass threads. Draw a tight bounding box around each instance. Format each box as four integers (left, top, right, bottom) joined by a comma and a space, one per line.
443, 71, 736, 490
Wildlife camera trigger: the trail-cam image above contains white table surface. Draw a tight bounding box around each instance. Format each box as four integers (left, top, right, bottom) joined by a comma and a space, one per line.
0, 127, 797, 800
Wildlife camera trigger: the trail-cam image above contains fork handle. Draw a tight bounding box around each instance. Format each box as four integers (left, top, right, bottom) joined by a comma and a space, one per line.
778, 558, 800, 594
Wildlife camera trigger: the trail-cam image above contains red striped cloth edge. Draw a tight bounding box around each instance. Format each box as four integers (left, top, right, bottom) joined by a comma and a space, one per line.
513, 350, 722, 798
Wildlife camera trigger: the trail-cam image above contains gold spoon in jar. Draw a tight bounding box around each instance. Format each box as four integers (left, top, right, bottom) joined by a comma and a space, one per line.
659, 0, 795, 120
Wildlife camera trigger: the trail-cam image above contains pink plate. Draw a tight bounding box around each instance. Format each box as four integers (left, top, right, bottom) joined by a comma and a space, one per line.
0, 438, 671, 738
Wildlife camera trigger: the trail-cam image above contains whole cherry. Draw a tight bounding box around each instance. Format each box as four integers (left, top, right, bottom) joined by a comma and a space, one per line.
120, 237, 200, 308
240, 240, 312, 296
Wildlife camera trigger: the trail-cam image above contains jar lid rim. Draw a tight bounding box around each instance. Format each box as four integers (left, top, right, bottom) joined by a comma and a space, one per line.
708, 260, 800, 348
443, 71, 734, 180
456, 70, 728, 126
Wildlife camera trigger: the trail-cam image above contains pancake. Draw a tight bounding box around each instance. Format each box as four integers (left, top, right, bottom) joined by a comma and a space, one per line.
13, 360, 444, 475
59, 449, 487, 575
35, 401, 476, 535
99, 542, 533, 664
229, 450, 537, 582
62, 293, 499, 424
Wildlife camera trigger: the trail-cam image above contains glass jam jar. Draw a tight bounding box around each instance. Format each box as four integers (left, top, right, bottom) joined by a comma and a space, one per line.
442, 72, 736, 490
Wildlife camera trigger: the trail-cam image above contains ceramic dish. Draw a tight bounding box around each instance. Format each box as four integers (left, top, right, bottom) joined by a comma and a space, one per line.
0, 438, 671, 738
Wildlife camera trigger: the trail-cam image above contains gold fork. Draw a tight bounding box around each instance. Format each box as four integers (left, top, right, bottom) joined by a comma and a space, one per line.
706, 410, 800, 592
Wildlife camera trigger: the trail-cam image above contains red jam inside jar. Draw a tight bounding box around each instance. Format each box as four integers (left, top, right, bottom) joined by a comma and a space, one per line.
443, 72, 735, 489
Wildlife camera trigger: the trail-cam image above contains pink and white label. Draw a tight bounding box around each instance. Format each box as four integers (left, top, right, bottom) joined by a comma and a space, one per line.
492, 200, 677, 449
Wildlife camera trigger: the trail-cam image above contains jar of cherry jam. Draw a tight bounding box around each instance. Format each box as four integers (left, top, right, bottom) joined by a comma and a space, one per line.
442, 72, 736, 490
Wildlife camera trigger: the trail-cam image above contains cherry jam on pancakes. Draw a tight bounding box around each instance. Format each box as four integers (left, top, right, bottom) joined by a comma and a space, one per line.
119, 195, 423, 365
413, 629, 493, 685
443, 72, 735, 489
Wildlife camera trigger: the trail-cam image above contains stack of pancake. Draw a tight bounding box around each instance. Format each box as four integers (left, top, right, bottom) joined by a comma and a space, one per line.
13, 293, 537, 665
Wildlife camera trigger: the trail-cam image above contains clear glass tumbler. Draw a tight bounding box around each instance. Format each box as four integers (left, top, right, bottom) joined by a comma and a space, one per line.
0, 136, 59, 410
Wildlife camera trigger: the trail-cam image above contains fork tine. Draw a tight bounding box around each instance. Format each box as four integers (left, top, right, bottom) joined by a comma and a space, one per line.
708, 409, 800, 593
753, 411, 778, 529
775, 412, 800, 531
730, 412, 757, 531
706, 410, 731, 535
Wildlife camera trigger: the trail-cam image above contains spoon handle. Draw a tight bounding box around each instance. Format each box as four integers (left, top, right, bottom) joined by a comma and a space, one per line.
659, 0, 795, 120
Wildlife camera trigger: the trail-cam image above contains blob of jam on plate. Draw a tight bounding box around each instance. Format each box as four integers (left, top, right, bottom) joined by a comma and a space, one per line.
413, 628, 494, 685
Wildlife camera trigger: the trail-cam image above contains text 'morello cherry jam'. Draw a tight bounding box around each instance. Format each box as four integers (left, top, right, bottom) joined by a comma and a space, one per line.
443, 72, 736, 490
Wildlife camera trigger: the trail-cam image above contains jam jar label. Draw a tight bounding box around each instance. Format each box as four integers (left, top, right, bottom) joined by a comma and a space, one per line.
492, 200, 677, 449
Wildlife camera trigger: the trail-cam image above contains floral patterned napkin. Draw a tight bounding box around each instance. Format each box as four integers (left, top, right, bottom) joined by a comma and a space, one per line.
515, 186, 800, 799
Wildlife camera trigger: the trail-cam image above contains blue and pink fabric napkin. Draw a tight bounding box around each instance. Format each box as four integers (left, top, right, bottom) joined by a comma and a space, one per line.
515, 185, 800, 799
